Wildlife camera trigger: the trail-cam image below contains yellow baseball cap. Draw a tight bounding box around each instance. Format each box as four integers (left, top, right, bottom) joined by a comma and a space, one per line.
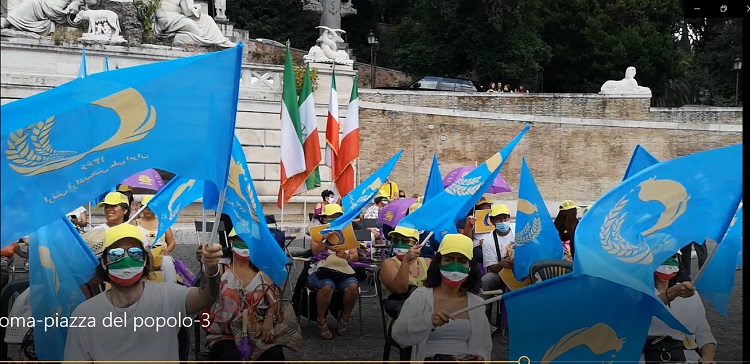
117, 185, 132, 192
475, 195, 492, 207
141, 195, 153, 205
322, 203, 343, 216
104, 223, 144, 249
489, 204, 511, 217
560, 200, 578, 211
97, 192, 129, 207
438, 234, 473, 260
388, 226, 420, 241
408, 202, 421, 214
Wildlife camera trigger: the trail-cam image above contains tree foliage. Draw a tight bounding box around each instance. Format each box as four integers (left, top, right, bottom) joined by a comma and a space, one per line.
226, 0, 318, 49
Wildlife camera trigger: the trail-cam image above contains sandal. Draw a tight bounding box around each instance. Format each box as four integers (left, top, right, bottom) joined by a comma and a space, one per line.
336, 312, 349, 336
318, 321, 333, 340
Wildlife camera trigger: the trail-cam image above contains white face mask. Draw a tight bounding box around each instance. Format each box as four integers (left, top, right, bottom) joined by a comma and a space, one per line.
326, 197, 334, 203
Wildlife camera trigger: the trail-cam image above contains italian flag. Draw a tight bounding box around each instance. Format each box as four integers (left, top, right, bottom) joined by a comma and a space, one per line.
335, 76, 359, 197
297, 64, 322, 193
277, 44, 307, 208
324, 72, 340, 184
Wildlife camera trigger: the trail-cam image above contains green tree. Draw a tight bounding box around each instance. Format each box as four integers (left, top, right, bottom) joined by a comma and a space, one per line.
393, 0, 551, 88
226, 0, 318, 49
686, 18, 743, 106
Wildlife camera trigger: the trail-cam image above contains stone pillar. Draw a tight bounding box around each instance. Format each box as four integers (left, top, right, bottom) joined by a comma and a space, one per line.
308, 62, 356, 109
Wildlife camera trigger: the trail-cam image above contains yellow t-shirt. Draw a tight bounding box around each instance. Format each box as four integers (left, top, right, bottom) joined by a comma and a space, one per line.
378, 182, 400, 200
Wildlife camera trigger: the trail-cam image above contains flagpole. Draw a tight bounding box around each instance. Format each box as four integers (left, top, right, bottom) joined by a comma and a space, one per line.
125, 205, 148, 224
691, 238, 719, 286
207, 187, 227, 246
450, 293, 504, 318
281, 189, 285, 230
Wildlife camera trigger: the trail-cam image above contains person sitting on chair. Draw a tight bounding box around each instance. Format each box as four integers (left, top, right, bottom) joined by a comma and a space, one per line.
379, 226, 432, 326
308, 203, 360, 340
391, 234, 492, 363
202, 229, 301, 361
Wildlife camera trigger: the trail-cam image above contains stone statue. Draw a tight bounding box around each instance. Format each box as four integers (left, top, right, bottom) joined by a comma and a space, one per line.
600, 66, 652, 96
304, 25, 352, 65
1, 0, 82, 34
213, 0, 226, 21
74, 8, 125, 43
153, 0, 235, 48
302, 0, 356, 31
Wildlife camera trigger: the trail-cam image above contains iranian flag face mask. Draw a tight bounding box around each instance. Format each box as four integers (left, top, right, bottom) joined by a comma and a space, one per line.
440, 262, 470, 288
107, 257, 145, 287
232, 240, 250, 260
655, 257, 680, 281
392, 242, 411, 260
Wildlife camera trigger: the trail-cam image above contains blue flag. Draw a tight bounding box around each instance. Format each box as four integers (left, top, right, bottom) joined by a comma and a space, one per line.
203, 137, 289, 286
623, 144, 659, 181
77, 47, 87, 79
324, 150, 404, 234
399, 125, 529, 241
1, 44, 244, 247
422, 154, 443, 204
145, 176, 204, 245
695, 204, 743, 317
28, 217, 98, 360
574, 144, 742, 299
505, 274, 684, 363
513, 158, 564, 280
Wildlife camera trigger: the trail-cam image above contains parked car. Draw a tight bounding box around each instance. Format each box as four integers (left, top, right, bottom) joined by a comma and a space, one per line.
379, 76, 480, 92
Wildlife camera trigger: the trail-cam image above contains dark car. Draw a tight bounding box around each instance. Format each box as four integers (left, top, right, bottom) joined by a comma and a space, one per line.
379, 76, 480, 92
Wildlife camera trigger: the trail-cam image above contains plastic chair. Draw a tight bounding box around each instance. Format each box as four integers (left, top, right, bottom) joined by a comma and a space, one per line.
0, 278, 30, 360
529, 259, 573, 284
373, 267, 412, 363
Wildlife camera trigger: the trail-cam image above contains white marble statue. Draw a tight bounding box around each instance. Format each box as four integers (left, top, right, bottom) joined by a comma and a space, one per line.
153, 0, 234, 48
1, 0, 81, 34
74, 9, 120, 35
304, 25, 352, 65
600, 66, 652, 96
213, 0, 225, 21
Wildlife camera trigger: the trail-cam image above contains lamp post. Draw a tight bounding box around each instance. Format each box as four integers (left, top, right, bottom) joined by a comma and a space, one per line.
732, 57, 742, 107
367, 30, 379, 88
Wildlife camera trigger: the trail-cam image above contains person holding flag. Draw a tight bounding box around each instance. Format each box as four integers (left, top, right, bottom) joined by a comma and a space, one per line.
133, 195, 176, 255
64, 224, 224, 361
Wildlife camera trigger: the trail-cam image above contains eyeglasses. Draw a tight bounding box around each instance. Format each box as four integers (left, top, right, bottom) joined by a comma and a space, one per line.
108, 247, 144, 262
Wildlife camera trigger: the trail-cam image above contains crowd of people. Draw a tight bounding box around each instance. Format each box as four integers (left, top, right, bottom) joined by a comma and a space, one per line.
483, 82, 529, 93
0, 182, 722, 363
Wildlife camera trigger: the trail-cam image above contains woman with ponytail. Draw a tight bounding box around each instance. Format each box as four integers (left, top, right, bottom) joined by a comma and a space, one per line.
391, 234, 492, 363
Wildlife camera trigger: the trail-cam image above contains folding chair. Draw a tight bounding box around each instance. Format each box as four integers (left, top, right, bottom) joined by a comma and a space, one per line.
0, 278, 30, 360
373, 267, 412, 363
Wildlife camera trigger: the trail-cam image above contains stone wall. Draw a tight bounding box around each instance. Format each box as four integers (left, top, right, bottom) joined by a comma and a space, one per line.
356, 89, 743, 214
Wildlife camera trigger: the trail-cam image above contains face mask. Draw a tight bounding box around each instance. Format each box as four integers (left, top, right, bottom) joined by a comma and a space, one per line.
232, 241, 250, 260
382, 201, 389, 206
655, 262, 679, 281
440, 262, 470, 288
326, 197, 334, 203
392, 242, 412, 259
495, 222, 511, 232
107, 256, 145, 286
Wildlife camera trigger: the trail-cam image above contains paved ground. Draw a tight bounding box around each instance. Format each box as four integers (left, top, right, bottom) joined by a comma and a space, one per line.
3, 238, 743, 362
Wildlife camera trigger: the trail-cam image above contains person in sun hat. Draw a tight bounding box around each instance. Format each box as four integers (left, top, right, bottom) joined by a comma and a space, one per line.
64, 223, 224, 361
641, 254, 717, 364
306, 202, 360, 340
457, 195, 494, 265
391, 234, 492, 363
554, 200, 579, 260
201, 228, 301, 361
379, 225, 433, 326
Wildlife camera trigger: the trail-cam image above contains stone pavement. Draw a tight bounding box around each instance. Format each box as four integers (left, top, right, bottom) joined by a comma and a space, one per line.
3, 239, 743, 362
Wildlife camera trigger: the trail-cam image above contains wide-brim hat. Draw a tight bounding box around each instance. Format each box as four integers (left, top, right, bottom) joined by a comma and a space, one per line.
82, 228, 106, 257
318, 254, 355, 275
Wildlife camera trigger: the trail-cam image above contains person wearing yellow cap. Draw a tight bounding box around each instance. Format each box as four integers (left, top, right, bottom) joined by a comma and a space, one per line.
64, 223, 224, 361
480, 203, 515, 320
117, 184, 140, 213
379, 226, 432, 326
456, 195, 494, 265
134, 195, 176, 255
201, 229, 299, 361
554, 200, 579, 259
391, 234, 492, 362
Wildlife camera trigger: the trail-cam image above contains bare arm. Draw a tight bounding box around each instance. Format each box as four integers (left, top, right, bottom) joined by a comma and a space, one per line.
699, 343, 716, 362
380, 258, 411, 295
78, 212, 88, 227
164, 229, 176, 253
185, 244, 222, 315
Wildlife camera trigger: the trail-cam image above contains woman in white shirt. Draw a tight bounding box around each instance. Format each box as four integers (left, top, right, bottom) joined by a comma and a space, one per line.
68, 206, 88, 231
391, 234, 492, 363
641, 254, 716, 364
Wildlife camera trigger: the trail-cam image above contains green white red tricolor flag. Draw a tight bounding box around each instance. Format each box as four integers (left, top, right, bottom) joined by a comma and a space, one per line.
335, 76, 359, 197
277, 43, 307, 208
298, 64, 322, 192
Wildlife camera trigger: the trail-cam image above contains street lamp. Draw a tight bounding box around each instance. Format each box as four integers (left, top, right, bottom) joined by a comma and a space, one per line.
367, 30, 379, 88
732, 57, 742, 107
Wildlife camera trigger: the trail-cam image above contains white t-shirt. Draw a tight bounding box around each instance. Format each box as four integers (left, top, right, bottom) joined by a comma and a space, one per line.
64, 282, 192, 362
482, 230, 515, 268
68, 206, 87, 220
473, 232, 492, 249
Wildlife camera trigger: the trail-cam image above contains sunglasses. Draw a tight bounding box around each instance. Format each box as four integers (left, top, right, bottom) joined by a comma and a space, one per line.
391, 237, 416, 245
108, 247, 144, 262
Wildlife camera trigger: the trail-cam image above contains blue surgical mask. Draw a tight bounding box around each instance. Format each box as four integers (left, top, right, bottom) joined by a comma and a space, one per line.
495, 222, 510, 232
